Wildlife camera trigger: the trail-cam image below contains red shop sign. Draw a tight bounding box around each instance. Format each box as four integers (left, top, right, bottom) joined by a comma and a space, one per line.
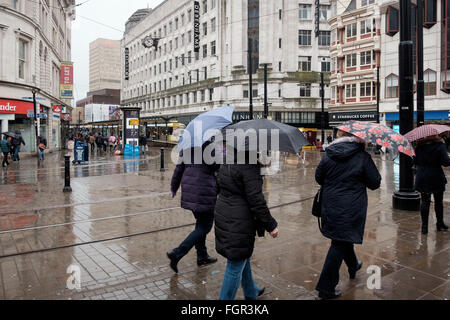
53, 105, 62, 113
0, 99, 34, 115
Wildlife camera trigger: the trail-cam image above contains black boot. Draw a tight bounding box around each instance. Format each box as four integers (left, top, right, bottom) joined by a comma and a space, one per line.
197, 256, 217, 266
437, 222, 448, 231
318, 290, 342, 300
420, 209, 429, 235
167, 250, 180, 273
349, 260, 363, 279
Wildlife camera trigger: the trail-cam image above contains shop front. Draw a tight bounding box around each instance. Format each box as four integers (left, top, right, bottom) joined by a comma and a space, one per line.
385, 111, 450, 127
0, 98, 35, 152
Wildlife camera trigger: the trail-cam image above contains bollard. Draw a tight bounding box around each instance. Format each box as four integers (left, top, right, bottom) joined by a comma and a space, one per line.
63, 155, 72, 192
160, 147, 165, 172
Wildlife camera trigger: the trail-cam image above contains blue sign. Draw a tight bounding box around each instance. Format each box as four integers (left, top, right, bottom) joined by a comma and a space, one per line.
386, 111, 450, 121
22, 97, 46, 101
36, 113, 47, 119
393, 125, 400, 133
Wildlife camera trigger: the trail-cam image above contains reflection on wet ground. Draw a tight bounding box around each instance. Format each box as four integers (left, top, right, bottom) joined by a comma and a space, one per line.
0, 149, 448, 300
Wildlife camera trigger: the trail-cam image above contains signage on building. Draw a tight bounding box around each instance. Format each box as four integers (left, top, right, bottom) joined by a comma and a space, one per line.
60, 62, 74, 99
124, 47, 130, 80
52, 105, 62, 113
315, 0, 320, 37
193, 1, 200, 53
62, 113, 72, 121
329, 111, 377, 122
0, 99, 34, 114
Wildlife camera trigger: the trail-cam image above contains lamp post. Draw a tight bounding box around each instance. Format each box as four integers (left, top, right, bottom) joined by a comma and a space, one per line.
320, 72, 325, 151
392, 0, 421, 211
374, 67, 381, 154
417, 0, 425, 127
31, 88, 39, 157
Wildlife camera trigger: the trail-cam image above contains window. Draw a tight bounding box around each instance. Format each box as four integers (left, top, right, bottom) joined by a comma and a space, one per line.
203, 44, 208, 58
386, 74, 399, 98
360, 19, 373, 35
211, 41, 216, 55
175, 37, 178, 49
182, 34, 185, 46
346, 53, 357, 67
181, 54, 185, 66
298, 30, 312, 46
321, 57, 330, 72
331, 29, 337, 43
298, 56, 311, 71
424, 0, 437, 28
181, 14, 185, 26
175, 18, 179, 30
169, 22, 172, 33
188, 31, 192, 44
211, 18, 216, 33
331, 86, 336, 100
211, 0, 216, 9
279, 38, 282, 48
386, 6, 399, 36
12, 0, 19, 10
188, 51, 192, 63
188, 9, 192, 22
346, 23, 357, 38
346, 84, 357, 98
331, 57, 337, 72
299, 84, 311, 97
18, 39, 26, 79
279, 61, 282, 72
193, 91, 198, 103
203, 22, 208, 36
209, 88, 214, 100
360, 50, 372, 65
360, 82, 372, 97
424, 70, 436, 95
299, 4, 312, 20
319, 5, 330, 21
201, 90, 205, 102
203, 0, 207, 13
318, 31, 331, 46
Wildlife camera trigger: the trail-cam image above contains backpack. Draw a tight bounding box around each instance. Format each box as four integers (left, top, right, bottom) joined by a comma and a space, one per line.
11, 137, 20, 146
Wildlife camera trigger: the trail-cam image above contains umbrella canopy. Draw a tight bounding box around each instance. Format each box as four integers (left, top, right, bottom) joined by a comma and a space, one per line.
2, 132, 18, 139
336, 120, 415, 157
404, 124, 450, 142
223, 119, 309, 154
178, 106, 235, 152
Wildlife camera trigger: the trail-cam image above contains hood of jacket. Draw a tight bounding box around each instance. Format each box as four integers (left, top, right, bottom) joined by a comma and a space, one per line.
326, 136, 365, 161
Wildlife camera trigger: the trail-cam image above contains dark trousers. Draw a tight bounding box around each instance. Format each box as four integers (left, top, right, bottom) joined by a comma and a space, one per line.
2, 152, 9, 166
420, 192, 444, 226
90, 143, 95, 152
316, 240, 358, 295
172, 211, 214, 261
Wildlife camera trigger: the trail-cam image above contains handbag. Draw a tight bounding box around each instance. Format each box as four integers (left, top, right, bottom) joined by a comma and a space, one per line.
39, 143, 46, 150
312, 188, 323, 232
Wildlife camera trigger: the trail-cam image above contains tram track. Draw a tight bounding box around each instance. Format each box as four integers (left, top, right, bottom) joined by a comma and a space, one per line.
0, 194, 315, 260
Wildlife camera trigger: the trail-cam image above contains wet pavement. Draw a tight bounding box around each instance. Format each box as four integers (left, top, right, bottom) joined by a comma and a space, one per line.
0, 148, 449, 300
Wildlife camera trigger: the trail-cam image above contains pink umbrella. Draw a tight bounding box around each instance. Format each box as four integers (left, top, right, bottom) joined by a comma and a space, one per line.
405, 124, 450, 142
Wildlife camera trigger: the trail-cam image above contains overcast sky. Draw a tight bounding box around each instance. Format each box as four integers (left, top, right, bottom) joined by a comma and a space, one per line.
72, 0, 164, 103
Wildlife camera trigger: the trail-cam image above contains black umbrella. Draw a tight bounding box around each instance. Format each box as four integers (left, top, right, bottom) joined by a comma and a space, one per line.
2, 132, 18, 139
222, 119, 309, 154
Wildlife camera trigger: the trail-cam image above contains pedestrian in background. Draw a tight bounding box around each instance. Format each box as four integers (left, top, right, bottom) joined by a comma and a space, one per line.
0, 135, 11, 167
167, 143, 219, 274
37, 135, 47, 160
11, 130, 26, 161
314, 130, 381, 299
414, 135, 450, 234
139, 135, 147, 154
95, 134, 103, 153
109, 135, 116, 153
327, 135, 333, 144
215, 150, 279, 300
89, 134, 95, 152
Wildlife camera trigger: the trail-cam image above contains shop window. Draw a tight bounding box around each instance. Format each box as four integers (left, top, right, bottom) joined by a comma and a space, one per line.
424, 0, 437, 28
386, 74, 399, 98
386, 6, 399, 36
424, 69, 436, 95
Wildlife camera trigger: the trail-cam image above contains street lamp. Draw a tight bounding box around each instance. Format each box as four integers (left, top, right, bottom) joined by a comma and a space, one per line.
392, 0, 420, 211
31, 88, 39, 157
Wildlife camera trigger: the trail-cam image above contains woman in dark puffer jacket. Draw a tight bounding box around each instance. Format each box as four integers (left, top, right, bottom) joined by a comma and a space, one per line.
168, 145, 220, 273
215, 150, 279, 300
414, 135, 450, 234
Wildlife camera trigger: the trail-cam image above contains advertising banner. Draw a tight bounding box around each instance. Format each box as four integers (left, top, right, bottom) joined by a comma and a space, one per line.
85, 104, 93, 123
124, 47, 129, 80
109, 105, 121, 120
52, 105, 62, 113
60, 62, 74, 99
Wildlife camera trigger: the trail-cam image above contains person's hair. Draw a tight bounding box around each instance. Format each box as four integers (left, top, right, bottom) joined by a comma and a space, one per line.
336, 129, 353, 138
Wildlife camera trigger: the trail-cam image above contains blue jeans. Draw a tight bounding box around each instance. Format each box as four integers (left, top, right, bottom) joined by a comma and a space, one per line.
13, 146, 20, 161
39, 148, 44, 159
219, 259, 260, 300
172, 211, 214, 261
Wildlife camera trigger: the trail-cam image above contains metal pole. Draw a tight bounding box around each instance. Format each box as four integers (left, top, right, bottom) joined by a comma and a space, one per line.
32, 89, 39, 157
264, 64, 268, 119
417, 0, 425, 127
63, 155, 72, 192
393, 0, 420, 211
320, 72, 325, 149
248, 37, 254, 120
375, 67, 381, 154
160, 147, 165, 172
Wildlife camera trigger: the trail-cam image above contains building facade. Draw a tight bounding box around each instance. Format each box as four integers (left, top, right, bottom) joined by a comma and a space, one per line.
89, 38, 121, 92
121, 0, 332, 134
0, 0, 75, 152
328, 0, 381, 125
379, 0, 450, 126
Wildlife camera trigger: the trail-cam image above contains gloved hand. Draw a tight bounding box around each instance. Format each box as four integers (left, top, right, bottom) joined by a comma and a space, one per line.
171, 190, 176, 198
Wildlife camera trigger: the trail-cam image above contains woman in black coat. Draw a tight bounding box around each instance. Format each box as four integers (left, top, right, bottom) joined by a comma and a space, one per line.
215, 150, 278, 300
414, 135, 450, 234
168, 145, 220, 273
315, 130, 381, 299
